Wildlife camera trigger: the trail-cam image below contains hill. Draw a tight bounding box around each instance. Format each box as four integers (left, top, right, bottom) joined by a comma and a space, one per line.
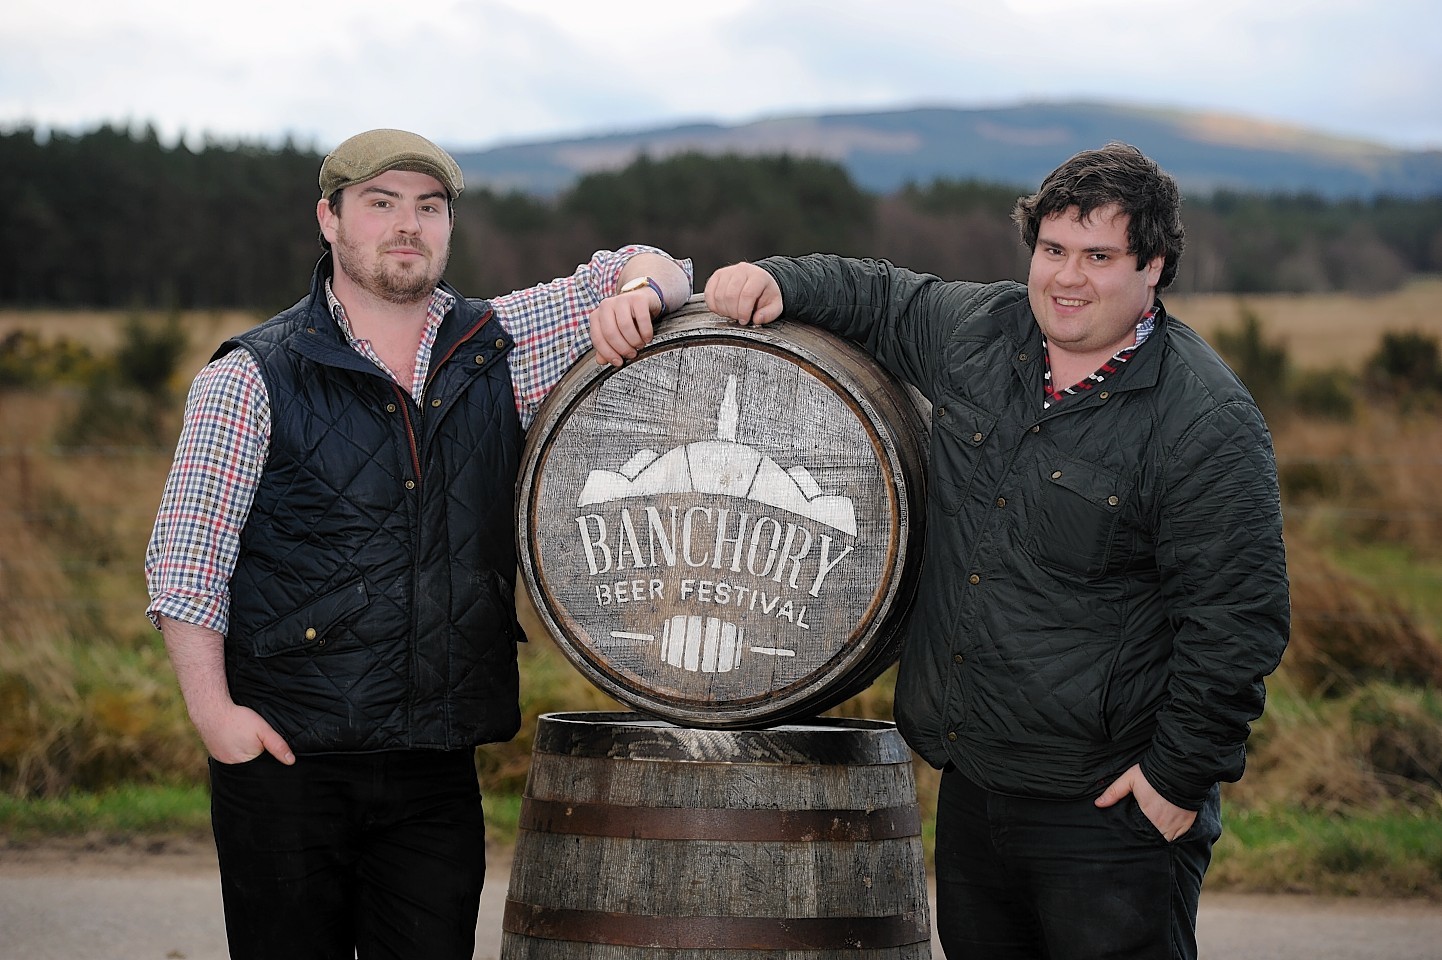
452, 101, 1442, 199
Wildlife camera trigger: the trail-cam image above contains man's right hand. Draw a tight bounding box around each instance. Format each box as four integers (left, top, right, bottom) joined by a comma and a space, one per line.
705, 263, 785, 326
194, 701, 296, 766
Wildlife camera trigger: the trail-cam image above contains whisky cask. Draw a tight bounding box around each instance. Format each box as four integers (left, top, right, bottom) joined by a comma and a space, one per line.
516, 300, 927, 727
500, 711, 932, 958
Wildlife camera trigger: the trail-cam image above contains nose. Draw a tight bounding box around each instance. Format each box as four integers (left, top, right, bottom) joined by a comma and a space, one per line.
395, 207, 422, 235
1055, 254, 1084, 286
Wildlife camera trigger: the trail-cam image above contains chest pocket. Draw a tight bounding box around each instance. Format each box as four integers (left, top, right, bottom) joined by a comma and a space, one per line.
1029, 457, 1133, 578
930, 391, 997, 516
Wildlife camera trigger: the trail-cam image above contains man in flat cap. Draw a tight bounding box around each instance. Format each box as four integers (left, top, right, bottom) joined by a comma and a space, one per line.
145, 128, 691, 959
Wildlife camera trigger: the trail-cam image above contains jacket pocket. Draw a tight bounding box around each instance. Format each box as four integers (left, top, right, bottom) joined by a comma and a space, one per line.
244, 578, 369, 658
1028, 458, 1132, 578
929, 390, 997, 515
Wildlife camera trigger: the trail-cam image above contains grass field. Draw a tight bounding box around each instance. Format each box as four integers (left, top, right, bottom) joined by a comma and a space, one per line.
2, 280, 1441, 898
3, 274, 1440, 375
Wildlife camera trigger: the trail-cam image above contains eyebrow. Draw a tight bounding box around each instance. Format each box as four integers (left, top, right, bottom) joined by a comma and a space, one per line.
358, 185, 449, 204
1038, 235, 1127, 255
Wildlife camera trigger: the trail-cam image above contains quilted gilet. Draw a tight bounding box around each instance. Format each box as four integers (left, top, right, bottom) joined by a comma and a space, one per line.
221, 258, 525, 753
760, 255, 1290, 809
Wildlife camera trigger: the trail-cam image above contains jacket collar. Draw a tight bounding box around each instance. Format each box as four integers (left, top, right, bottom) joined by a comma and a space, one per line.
999, 294, 1172, 402
293, 253, 506, 375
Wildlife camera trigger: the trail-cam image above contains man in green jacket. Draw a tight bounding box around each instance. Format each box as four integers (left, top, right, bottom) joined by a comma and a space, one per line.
593, 142, 1289, 960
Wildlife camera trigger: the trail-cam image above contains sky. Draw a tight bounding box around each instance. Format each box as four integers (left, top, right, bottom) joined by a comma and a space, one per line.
4, 0, 1440, 154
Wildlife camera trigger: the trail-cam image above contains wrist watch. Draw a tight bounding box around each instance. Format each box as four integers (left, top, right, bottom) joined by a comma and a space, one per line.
619, 276, 667, 314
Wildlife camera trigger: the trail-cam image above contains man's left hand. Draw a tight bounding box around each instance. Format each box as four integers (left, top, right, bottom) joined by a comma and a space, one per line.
590, 289, 659, 367
1095, 763, 1197, 842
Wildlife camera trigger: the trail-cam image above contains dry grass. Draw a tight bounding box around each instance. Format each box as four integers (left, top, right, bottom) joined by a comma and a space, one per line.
2, 296, 1441, 842
0, 308, 263, 389
1170, 275, 1442, 372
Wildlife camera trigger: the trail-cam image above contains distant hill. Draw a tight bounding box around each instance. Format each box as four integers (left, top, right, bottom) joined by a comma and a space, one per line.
452, 101, 1442, 199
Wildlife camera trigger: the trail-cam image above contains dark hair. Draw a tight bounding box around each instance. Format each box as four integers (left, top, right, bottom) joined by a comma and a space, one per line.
1012, 142, 1185, 289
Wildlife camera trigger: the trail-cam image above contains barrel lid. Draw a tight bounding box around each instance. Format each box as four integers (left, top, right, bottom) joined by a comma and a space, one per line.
530, 711, 915, 764
517, 302, 927, 728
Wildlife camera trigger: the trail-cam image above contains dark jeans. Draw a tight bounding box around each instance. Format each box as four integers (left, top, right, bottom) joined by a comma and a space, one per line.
934, 767, 1222, 960
208, 749, 487, 960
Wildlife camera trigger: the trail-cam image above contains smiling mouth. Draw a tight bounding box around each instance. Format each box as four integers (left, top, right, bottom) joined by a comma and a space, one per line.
1055, 297, 1088, 307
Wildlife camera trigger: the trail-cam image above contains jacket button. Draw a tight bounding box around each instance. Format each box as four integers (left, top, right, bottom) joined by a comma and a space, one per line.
1031, 425, 1041, 434
386, 403, 397, 413
304, 627, 317, 640
937, 406, 947, 417
953, 653, 965, 664
495, 338, 506, 349
968, 573, 980, 585
1100, 391, 1111, 399
995, 497, 1006, 508
475, 354, 486, 365
947, 731, 958, 742
431, 398, 441, 408
1108, 495, 1119, 506
972, 432, 983, 443
405, 480, 416, 490
1018, 352, 1028, 361
1051, 470, 1063, 480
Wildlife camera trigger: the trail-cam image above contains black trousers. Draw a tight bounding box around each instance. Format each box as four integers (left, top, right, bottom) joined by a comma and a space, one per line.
208, 749, 487, 960
934, 767, 1222, 960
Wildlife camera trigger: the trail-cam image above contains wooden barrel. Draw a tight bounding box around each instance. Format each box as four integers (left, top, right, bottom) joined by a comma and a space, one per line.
500, 711, 932, 959
516, 300, 928, 727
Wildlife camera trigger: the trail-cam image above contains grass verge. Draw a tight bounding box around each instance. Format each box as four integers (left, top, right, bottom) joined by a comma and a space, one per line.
5, 784, 1440, 901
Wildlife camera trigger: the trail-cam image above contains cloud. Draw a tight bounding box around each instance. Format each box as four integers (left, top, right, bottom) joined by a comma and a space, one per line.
2, 0, 1439, 150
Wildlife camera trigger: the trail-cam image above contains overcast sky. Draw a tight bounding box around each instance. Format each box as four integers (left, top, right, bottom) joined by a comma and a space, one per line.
4, 0, 1439, 154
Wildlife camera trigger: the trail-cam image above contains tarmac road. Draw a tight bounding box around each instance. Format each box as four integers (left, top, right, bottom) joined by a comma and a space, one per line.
2, 840, 1441, 960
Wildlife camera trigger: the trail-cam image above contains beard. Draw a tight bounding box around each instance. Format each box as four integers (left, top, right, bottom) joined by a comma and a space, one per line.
333, 229, 450, 305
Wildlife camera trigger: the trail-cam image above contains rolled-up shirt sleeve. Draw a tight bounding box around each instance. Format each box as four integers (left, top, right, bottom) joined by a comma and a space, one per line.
494, 245, 693, 429
144, 349, 269, 634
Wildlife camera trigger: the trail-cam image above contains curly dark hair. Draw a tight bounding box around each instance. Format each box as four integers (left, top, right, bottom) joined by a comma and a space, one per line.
1012, 142, 1185, 289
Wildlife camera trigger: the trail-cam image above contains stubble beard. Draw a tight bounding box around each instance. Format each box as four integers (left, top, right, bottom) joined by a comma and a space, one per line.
334, 230, 449, 306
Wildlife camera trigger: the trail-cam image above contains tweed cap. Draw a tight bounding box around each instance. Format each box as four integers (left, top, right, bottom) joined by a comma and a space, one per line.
318, 128, 464, 199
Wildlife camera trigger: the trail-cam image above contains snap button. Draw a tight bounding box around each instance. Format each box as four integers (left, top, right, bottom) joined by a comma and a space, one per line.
953, 653, 965, 665
475, 355, 486, 365
1051, 470, 1063, 480
947, 731, 959, 742
995, 497, 1006, 508
495, 338, 506, 349
431, 398, 441, 408
1108, 495, 1119, 506
968, 573, 980, 585
405, 480, 416, 490
1100, 391, 1111, 399
972, 432, 983, 443
304, 627, 317, 640
1031, 425, 1041, 434
386, 403, 397, 413
1018, 352, 1028, 361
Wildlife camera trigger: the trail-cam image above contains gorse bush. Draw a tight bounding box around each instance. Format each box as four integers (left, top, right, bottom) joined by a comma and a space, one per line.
0, 330, 101, 389
56, 313, 189, 448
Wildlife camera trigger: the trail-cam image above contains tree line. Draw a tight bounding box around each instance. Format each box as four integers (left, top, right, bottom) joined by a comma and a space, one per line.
4, 124, 1440, 312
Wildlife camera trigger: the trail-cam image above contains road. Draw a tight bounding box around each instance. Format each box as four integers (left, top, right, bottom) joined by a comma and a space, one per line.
2, 839, 1441, 959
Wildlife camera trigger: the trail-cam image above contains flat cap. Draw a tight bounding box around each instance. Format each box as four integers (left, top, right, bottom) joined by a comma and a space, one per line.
318, 128, 464, 199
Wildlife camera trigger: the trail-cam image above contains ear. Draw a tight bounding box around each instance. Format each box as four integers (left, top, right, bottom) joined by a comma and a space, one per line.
317, 197, 339, 245
1143, 254, 1164, 288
